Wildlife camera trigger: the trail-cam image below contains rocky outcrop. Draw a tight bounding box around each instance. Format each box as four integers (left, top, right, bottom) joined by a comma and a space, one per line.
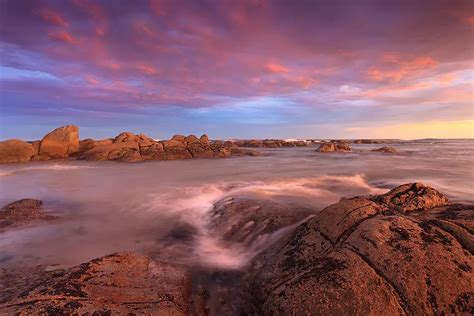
354, 139, 385, 144
235, 139, 308, 148
0, 252, 192, 315
0, 127, 260, 163
316, 142, 352, 152
372, 146, 399, 153
38, 125, 79, 158
242, 183, 473, 315
208, 197, 314, 246
0, 140, 36, 163
0, 199, 56, 229
77, 132, 258, 162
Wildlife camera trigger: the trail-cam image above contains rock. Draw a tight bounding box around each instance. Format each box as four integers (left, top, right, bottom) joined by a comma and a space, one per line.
139, 143, 165, 160
241, 140, 264, 148
0, 199, 55, 229
372, 146, 399, 153
316, 142, 352, 152
38, 125, 79, 158
0, 252, 192, 315
242, 183, 473, 315
230, 147, 261, 157
185, 135, 200, 145
354, 139, 385, 144
200, 134, 210, 145
0, 139, 36, 163
209, 197, 314, 246
187, 142, 214, 158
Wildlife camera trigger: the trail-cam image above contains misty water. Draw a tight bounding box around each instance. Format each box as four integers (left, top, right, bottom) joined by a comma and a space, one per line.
1, 140, 473, 270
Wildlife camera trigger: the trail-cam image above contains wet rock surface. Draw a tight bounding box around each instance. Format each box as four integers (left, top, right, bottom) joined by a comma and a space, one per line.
0, 199, 56, 230
241, 183, 473, 315
316, 142, 352, 152
372, 146, 399, 153
0, 252, 192, 315
209, 197, 314, 246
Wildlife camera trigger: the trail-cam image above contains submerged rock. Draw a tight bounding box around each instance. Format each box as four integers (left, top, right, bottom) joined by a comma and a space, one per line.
372, 146, 399, 153
209, 197, 314, 246
0, 199, 55, 229
242, 183, 473, 315
316, 142, 352, 152
0, 252, 192, 315
0, 139, 36, 163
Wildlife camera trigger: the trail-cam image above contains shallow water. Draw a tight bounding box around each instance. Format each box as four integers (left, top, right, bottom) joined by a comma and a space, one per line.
0, 140, 473, 269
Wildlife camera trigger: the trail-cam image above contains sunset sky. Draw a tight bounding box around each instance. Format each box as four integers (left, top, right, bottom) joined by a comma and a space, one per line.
1, 0, 473, 140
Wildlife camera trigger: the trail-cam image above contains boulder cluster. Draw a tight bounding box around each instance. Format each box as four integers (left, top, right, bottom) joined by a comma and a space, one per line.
0, 125, 259, 163
0, 125, 79, 163
234, 139, 308, 148
0, 183, 472, 314
316, 141, 353, 152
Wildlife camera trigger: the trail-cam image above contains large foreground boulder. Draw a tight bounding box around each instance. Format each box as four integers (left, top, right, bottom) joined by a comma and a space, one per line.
0, 199, 55, 229
38, 125, 79, 158
0, 139, 36, 163
0, 252, 192, 315
242, 183, 473, 315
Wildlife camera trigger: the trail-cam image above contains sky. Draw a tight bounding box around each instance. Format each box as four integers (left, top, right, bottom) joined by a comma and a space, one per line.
0, 0, 473, 140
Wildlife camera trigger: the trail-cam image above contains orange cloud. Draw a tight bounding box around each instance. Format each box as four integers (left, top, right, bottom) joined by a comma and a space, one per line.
266, 63, 289, 74
368, 55, 437, 82
137, 64, 158, 75
35, 8, 67, 26
48, 31, 77, 44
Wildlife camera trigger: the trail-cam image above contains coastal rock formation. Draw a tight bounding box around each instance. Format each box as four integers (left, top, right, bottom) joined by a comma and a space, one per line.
316, 142, 352, 152
38, 125, 79, 158
0, 126, 260, 163
236, 139, 308, 148
209, 197, 314, 246
0, 252, 192, 315
0, 199, 56, 229
0, 139, 36, 163
76, 132, 256, 162
242, 183, 473, 315
354, 139, 385, 144
372, 146, 399, 153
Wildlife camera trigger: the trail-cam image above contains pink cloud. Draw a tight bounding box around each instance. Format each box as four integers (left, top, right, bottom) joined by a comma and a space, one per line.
48, 31, 78, 44
368, 55, 438, 82
35, 8, 68, 27
266, 63, 289, 74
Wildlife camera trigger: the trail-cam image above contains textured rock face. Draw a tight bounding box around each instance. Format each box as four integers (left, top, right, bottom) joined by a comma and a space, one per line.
316, 142, 352, 152
0, 199, 56, 229
0, 252, 192, 315
372, 146, 399, 153
242, 183, 473, 315
209, 197, 314, 246
0, 139, 36, 163
76, 132, 255, 162
39, 125, 79, 158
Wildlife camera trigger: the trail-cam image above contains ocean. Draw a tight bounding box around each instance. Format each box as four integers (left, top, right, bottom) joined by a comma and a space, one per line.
1, 139, 473, 269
